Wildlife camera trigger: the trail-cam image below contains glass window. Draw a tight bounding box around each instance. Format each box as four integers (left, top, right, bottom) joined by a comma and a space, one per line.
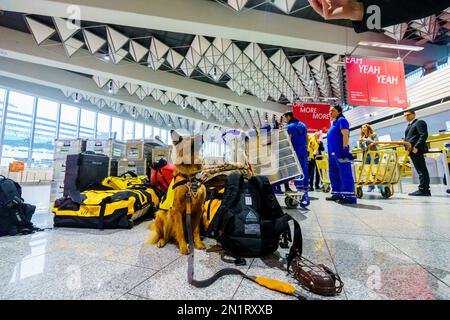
59, 104, 79, 139
160, 129, 168, 144
111, 117, 123, 141
97, 113, 111, 138
31, 98, 59, 167
79, 109, 95, 138
153, 127, 161, 140
1, 91, 34, 166
0, 88, 6, 136
145, 125, 153, 139
135, 122, 143, 140
124, 120, 134, 140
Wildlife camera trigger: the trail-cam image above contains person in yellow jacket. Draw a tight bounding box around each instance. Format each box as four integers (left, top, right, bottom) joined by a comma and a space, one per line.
307, 132, 320, 191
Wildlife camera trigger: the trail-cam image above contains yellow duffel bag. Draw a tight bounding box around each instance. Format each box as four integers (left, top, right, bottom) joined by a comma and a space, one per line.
202, 187, 224, 233
53, 189, 156, 229
102, 171, 151, 190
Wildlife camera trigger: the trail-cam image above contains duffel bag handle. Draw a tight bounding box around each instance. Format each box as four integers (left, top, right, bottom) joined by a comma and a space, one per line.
120, 171, 138, 178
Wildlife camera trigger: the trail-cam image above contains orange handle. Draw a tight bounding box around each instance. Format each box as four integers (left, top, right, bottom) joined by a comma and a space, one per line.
255, 277, 297, 295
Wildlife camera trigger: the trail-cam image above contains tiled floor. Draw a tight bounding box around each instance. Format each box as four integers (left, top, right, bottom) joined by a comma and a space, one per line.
1, 184, 449, 300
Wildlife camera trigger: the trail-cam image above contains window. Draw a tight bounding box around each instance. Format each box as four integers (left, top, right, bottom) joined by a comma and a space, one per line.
124, 120, 134, 140
145, 125, 153, 139
31, 98, 59, 167
135, 122, 143, 140
97, 113, 111, 138
79, 109, 95, 138
59, 104, 79, 138
0, 88, 6, 136
111, 117, 123, 141
153, 127, 161, 140
1, 91, 35, 166
160, 129, 168, 144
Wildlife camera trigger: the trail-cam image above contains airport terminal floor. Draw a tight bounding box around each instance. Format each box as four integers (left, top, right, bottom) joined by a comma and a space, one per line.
1, 183, 449, 301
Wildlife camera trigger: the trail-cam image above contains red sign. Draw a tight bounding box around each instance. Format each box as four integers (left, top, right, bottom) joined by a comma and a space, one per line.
293, 103, 331, 133
346, 57, 408, 108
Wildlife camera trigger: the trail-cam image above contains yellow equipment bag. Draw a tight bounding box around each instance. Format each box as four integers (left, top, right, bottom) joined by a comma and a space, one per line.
102, 172, 151, 190
52, 189, 156, 229
202, 187, 224, 232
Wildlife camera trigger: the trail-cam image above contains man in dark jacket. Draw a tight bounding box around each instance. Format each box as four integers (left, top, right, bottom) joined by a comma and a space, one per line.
308, 0, 450, 33
403, 110, 431, 196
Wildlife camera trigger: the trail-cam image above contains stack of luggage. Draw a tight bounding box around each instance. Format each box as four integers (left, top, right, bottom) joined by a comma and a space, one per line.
52, 151, 159, 230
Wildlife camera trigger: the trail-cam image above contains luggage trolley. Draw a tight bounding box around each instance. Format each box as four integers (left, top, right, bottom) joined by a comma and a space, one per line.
251, 129, 308, 209
314, 154, 331, 193
353, 141, 411, 199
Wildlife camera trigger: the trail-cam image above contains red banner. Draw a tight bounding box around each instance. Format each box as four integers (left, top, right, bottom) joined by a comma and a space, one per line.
292, 103, 331, 133
346, 57, 408, 108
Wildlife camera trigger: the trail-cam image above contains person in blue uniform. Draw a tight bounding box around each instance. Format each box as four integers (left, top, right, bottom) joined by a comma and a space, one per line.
326, 105, 357, 204
283, 112, 309, 191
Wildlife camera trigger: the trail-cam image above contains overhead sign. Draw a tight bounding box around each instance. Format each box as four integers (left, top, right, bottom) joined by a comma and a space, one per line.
346, 57, 408, 108
292, 103, 331, 133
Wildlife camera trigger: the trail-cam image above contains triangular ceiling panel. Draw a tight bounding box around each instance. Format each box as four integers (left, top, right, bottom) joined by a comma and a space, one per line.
191, 35, 211, 55
53, 17, 81, 42
147, 52, 165, 70
213, 38, 232, 53
185, 47, 202, 67
129, 40, 148, 62
224, 43, 242, 63
93, 76, 110, 88
82, 29, 106, 54
166, 49, 184, 69
25, 16, 56, 45
244, 43, 262, 61
150, 37, 169, 60
228, 0, 249, 12
272, 0, 297, 13
63, 37, 84, 57
109, 47, 128, 64
106, 26, 129, 53
180, 59, 195, 76
125, 83, 139, 95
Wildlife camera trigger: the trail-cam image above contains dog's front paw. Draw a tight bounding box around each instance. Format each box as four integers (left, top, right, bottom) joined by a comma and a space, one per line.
179, 244, 190, 255
194, 241, 206, 250
156, 239, 167, 248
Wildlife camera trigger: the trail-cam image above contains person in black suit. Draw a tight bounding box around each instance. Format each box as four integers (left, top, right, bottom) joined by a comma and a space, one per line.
308, 0, 450, 33
403, 110, 431, 196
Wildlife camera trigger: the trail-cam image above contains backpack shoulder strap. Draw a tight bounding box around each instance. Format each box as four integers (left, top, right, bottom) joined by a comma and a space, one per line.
220, 173, 243, 209
254, 175, 284, 218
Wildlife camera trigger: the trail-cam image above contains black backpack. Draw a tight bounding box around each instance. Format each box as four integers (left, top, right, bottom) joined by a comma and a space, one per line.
0, 175, 37, 236
207, 173, 302, 261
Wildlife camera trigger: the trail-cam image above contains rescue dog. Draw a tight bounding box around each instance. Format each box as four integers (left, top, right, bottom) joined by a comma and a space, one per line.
148, 131, 206, 254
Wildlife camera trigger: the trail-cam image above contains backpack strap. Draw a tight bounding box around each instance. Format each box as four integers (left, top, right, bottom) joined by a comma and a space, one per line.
286, 215, 303, 271
220, 173, 243, 209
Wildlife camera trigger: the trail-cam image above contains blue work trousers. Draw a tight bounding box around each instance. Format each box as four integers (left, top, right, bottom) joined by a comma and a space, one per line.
294, 147, 309, 191
328, 154, 356, 200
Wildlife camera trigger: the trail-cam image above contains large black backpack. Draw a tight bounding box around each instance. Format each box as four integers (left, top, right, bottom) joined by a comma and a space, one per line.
207, 173, 302, 261
0, 175, 37, 236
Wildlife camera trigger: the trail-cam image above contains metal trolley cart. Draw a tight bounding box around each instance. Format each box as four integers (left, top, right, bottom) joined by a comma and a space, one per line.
353, 141, 411, 199
251, 129, 308, 209
314, 154, 331, 193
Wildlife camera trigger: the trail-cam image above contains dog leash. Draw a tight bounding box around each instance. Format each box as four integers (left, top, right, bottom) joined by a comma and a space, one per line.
185, 184, 306, 300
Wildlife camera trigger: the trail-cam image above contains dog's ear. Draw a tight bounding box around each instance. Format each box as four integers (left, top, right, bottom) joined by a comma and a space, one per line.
171, 129, 183, 146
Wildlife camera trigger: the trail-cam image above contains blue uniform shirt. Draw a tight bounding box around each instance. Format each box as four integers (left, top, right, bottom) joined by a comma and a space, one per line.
286, 120, 308, 149
327, 117, 350, 154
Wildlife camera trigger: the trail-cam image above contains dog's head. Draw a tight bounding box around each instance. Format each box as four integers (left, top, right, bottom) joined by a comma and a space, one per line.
171, 130, 204, 175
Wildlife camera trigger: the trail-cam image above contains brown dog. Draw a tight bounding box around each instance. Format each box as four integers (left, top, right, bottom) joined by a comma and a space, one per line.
148, 132, 206, 254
